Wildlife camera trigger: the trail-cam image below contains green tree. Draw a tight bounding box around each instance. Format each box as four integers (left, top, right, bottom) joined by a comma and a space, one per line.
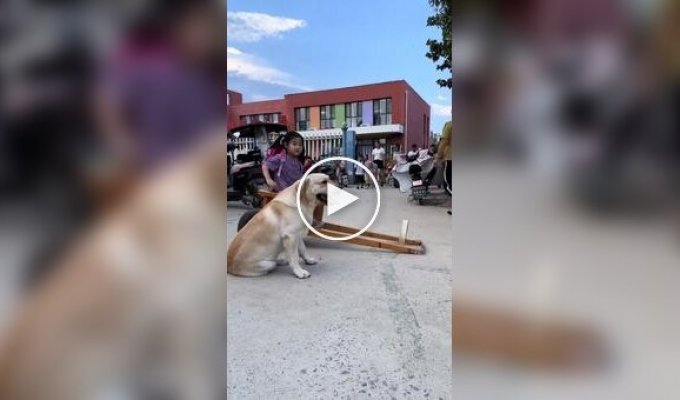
426, 0, 452, 88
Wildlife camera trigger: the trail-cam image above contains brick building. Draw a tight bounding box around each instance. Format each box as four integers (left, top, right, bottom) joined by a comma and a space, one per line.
227, 81, 431, 160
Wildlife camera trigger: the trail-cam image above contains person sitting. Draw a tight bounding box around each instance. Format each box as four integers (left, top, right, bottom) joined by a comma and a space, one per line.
406, 144, 419, 162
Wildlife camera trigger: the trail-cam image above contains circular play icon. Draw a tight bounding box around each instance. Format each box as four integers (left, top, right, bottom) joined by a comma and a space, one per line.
297, 157, 381, 241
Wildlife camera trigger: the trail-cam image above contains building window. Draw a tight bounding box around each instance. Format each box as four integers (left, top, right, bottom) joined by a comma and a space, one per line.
345, 102, 363, 127
295, 107, 310, 130
320, 105, 335, 129
240, 113, 281, 125
227, 93, 231, 106
373, 98, 392, 125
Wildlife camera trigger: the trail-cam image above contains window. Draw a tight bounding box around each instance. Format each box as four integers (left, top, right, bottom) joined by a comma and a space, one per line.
373, 98, 392, 125
295, 107, 310, 130
320, 105, 335, 129
345, 102, 363, 127
240, 113, 281, 125
227, 93, 231, 106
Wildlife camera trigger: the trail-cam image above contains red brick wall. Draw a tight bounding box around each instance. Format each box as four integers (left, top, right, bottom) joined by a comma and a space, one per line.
285, 81, 409, 128
227, 99, 287, 130
227, 81, 431, 149
227, 90, 242, 105
227, 90, 242, 131
404, 82, 431, 150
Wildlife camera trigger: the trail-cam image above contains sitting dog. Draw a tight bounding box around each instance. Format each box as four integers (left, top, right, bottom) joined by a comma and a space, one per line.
227, 174, 329, 279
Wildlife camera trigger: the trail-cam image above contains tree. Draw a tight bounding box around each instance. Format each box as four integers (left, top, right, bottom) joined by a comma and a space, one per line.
425, 0, 452, 88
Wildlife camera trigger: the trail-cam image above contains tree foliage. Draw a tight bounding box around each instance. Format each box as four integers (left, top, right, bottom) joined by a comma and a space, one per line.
425, 0, 452, 88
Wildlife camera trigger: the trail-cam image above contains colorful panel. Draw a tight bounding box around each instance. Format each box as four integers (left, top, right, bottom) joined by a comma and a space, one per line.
362, 101, 373, 126
309, 106, 320, 130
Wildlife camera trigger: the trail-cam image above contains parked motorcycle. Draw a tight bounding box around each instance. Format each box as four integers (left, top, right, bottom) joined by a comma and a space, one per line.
390, 150, 435, 193
227, 144, 266, 208
227, 122, 287, 208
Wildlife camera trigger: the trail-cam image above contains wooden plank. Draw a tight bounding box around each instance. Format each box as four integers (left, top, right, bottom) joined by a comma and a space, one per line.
259, 190, 426, 254
312, 228, 426, 255
320, 223, 423, 246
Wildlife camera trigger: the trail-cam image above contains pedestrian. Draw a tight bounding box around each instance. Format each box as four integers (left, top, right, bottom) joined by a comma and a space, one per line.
407, 144, 419, 161
371, 142, 386, 186
333, 159, 348, 188
354, 155, 366, 188
428, 143, 437, 157
364, 157, 376, 189
437, 120, 452, 214
262, 131, 306, 192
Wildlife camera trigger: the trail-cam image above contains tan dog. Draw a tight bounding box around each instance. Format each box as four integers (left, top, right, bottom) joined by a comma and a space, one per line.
227, 173, 329, 279
0, 134, 226, 400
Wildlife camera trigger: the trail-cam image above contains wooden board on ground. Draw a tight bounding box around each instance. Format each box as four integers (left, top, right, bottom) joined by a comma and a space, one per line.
257, 190, 425, 254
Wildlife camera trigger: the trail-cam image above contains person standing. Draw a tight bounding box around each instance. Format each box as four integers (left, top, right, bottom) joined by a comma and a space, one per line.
437, 120, 453, 214
354, 155, 366, 188
371, 142, 386, 186
428, 144, 437, 157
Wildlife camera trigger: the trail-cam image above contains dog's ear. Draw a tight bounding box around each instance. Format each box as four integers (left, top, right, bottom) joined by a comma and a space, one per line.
300, 177, 310, 197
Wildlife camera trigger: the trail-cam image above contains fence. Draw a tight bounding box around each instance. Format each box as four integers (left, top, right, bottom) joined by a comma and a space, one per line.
304, 135, 343, 160
231, 137, 255, 157
231, 135, 373, 161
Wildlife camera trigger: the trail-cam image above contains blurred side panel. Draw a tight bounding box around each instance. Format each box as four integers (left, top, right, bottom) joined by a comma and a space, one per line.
453, 0, 680, 398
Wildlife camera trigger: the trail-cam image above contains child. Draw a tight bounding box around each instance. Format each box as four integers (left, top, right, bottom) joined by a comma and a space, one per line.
335, 160, 348, 188
262, 131, 306, 192
354, 155, 366, 188
364, 157, 376, 189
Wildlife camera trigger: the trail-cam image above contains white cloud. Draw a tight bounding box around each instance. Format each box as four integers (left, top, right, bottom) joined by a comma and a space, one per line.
432, 103, 452, 117
227, 47, 312, 91
227, 11, 306, 42
250, 94, 274, 101
436, 94, 448, 101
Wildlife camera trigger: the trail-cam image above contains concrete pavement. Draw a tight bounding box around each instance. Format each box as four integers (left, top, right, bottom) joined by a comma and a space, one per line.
227, 186, 452, 399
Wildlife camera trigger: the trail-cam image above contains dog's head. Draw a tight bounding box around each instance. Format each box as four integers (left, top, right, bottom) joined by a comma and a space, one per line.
301, 173, 329, 206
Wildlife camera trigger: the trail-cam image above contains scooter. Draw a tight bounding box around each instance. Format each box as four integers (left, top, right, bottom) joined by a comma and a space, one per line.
390, 150, 435, 194
227, 143, 266, 208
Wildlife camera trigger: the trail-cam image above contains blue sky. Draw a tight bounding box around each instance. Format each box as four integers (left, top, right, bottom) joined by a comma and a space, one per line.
227, 0, 452, 133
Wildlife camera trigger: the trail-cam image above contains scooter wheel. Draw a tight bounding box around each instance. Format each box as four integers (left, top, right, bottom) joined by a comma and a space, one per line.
237, 210, 260, 231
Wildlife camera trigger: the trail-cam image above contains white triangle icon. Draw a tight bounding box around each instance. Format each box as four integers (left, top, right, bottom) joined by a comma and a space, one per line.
326, 184, 359, 216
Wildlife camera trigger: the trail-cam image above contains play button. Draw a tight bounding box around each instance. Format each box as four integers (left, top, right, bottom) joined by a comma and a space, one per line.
326, 183, 359, 216
297, 156, 381, 241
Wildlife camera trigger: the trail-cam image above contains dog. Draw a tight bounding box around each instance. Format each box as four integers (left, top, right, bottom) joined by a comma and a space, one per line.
227, 173, 329, 279
0, 133, 226, 399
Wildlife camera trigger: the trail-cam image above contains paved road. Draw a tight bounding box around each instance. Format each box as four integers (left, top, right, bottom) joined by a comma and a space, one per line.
227, 186, 453, 399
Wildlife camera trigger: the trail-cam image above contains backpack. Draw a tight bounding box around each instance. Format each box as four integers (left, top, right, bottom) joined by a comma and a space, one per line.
266, 145, 286, 158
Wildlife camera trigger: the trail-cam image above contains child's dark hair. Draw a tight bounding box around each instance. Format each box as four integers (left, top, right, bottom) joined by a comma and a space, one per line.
269, 131, 306, 163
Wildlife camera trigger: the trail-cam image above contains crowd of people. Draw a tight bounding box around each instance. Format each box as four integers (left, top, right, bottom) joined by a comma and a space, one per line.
261, 120, 452, 195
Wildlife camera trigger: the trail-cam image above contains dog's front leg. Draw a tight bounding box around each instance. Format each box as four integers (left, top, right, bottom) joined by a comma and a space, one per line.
282, 234, 310, 279
298, 239, 317, 265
